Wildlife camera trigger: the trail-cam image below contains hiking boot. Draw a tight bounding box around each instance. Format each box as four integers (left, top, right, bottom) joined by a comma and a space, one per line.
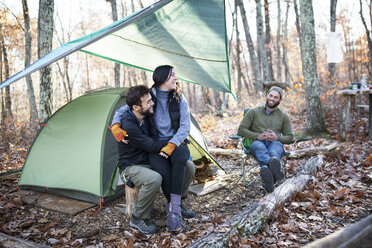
268, 157, 284, 183
129, 214, 158, 234
166, 194, 182, 231
260, 165, 274, 193
181, 205, 195, 219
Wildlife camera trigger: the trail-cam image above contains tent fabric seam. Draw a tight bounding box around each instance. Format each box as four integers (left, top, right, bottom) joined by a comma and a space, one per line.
110, 34, 228, 63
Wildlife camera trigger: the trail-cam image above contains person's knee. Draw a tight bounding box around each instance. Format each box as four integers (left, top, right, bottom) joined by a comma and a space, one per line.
250, 141, 267, 155
269, 141, 284, 156
250, 140, 265, 149
185, 160, 195, 176
148, 172, 162, 188
172, 145, 190, 162
171, 155, 189, 168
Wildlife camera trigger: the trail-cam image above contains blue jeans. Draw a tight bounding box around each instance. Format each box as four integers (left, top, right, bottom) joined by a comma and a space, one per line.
249, 140, 284, 166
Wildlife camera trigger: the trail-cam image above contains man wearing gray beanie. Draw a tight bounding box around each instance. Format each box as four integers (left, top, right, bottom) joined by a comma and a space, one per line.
238, 86, 293, 193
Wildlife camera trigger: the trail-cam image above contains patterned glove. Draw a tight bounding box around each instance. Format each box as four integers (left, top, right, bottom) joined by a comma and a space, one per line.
111, 123, 127, 142
160, 142, 177, 157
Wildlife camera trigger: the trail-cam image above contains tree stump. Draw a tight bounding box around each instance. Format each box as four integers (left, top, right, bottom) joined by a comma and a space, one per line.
125, 185, 139, 218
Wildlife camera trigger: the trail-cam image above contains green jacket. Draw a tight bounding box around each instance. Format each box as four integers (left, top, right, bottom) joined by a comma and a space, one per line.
237, 106, 293, 144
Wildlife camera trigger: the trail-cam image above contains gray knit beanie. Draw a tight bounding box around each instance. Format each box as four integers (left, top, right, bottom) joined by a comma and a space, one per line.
268, 86, 283, 98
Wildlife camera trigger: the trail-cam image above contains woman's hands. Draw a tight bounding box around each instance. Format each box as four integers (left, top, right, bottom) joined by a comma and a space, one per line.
159, 142, 176, 158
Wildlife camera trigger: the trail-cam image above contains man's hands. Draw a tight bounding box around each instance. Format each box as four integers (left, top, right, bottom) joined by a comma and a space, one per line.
111, 123, 129, 144
257, 130, 278, 141
159, 142, 176, 158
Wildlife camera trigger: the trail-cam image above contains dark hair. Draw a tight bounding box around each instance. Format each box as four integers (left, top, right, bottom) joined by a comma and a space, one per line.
152, 65, 173, 88
125, 85, 150, 110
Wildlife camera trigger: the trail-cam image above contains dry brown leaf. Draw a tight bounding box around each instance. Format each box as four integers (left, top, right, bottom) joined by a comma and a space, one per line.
51, 228, 69, 236
102, 234, 120, 242
363, 155, 372, 166
38, 218, 48, 224
3, 202, 17, 209
334, 188, 350, 199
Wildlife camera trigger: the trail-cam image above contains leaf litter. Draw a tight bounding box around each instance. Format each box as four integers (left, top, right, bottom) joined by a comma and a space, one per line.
0, 107, 371, 247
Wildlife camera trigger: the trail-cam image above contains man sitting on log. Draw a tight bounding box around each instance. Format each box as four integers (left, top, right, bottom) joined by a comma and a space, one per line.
237, 86, 293, 193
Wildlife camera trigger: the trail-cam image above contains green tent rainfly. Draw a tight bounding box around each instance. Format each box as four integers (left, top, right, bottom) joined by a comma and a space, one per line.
18, 88, 224, 205
0, 0, 231, 93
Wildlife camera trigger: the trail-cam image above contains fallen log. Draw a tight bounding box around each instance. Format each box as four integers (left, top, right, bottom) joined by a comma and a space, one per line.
288, 142, 339, 159
303, 214, 372, 248
188, 155, 323, 248
0, 231, 48, 248
208, 148, 241, 156
209, 142, 339, 159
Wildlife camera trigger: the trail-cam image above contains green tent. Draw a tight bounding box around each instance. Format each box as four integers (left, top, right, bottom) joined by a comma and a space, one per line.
0, 0, 231, 93
18, 88, 222, 205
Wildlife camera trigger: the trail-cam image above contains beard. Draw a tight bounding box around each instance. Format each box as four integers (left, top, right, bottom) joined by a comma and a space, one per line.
266, 100, 280, 109
141, 107, 154, 117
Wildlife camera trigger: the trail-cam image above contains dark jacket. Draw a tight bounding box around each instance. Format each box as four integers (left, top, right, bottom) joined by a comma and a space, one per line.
117, 109, 168, 173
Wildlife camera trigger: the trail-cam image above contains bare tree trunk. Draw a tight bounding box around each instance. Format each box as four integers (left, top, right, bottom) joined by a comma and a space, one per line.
242, 52, 254, 95
234, 0, 242, 103
228, 0, 237, 55
237, 0, 263, 91
192, 84, 196, 110
122, 66, 127, 86
127, 69, 131, 87
328, 0, 338, 80
202, 87, 212, 110
136, 0, 144, 8
130, 0, 135, 13
85, 53, 90, 90
140, 71, 147, 86
186, 84, 192, 110
276, 0, 281, 82
221, 92, 229, 111
282, 0, 290, 84
352, 41, 357, 81
213, 89, 222, 110
256, 0, 270, 83
264, 0, 274, 81
0, 26, 13, 119
369, 0, 372, 77
293, 0, 303, 73
56, 57, 73, 102
0, 44, 2, 124
38, 0, 54, 123
130, 68, 136, 87
109, 0, 121, 87
55, 12, 78, 102
22, 0, 39, 127
359, 0, 372, 78
299, 0, 327, 134
1, 90, 5, 124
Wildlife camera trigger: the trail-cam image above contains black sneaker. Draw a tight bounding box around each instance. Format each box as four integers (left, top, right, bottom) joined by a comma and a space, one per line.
129, 214, 158, 234
268, 157, 284, 183
260, 165, 274, 193
181, 205, 195, 219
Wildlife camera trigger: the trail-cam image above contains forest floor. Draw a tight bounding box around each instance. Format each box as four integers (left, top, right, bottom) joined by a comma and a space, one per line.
0, 101, 371, 247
